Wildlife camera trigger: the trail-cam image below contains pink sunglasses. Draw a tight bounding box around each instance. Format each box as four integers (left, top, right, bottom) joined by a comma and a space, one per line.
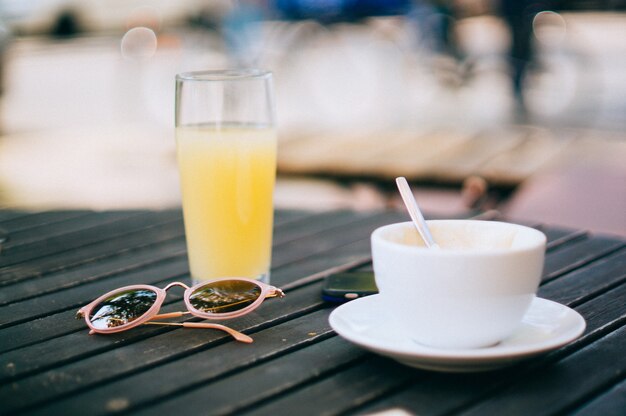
76, 278, 285, 343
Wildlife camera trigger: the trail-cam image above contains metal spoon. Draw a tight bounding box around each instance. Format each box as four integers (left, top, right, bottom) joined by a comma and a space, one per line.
395, 177, 439, 249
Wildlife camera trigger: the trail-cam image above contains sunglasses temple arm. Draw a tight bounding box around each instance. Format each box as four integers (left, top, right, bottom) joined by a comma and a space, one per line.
184, 322, 253, 343
150, 311, 191, 320
143, 321, 253, 343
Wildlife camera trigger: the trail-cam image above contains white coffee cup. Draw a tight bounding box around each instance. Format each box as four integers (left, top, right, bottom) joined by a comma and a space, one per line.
371, 220, 546, 349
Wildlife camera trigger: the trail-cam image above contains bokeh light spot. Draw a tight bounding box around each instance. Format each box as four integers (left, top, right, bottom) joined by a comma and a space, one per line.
121, 27, 157, 60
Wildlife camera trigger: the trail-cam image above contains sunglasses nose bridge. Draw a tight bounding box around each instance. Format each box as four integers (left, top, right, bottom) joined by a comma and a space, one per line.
163, 282, 190, 292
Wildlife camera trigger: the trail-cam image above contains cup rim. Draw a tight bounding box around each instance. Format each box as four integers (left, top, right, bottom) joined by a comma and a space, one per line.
176, 69, 272, 82
372, 220, 546, 256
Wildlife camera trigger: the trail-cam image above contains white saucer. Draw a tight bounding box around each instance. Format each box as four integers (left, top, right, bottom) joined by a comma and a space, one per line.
329, 295, 585, 372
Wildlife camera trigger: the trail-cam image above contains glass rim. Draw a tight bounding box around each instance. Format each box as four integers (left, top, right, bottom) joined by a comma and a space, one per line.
176, 69, 272, 82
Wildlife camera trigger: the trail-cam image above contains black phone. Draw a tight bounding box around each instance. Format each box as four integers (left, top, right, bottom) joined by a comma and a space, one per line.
322, 272, 378, 303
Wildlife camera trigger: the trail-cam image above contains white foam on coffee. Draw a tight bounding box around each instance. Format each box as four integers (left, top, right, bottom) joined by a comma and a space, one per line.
398, 223, 517, 250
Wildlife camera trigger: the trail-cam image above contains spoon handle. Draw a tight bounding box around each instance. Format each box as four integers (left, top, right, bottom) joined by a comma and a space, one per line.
396, 177, 439, 249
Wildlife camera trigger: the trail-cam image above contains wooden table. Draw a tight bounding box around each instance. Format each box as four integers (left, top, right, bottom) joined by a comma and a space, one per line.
0, 209, 624, 415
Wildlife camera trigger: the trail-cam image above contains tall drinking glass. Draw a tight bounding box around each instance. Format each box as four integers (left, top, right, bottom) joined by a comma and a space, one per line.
175, 70, 277, 284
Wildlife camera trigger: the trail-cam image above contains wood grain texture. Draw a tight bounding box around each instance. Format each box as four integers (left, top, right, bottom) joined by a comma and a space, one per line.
570, 377, 626, 416
0, 209, 623, 416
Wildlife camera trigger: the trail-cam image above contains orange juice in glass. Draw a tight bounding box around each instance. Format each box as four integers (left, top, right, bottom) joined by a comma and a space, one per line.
175, 70, 276, 284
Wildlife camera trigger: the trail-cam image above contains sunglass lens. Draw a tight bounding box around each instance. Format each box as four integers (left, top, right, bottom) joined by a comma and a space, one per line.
89, 289, 157, 329
189, 280, 262, 314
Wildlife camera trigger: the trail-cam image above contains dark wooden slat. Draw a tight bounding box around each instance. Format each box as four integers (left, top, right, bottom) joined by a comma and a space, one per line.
270, 211, 404, 270
0, 294, 186, 378
1, 210, 141, 251
251, 282, 626, 416
272, 210, 373, 246
0, 258, 190, 329
0, 212, 574, 296
246, 356, 415, 416
0, 208, 311, 290
545, 229, 588, 251
8, 241, 626, 415
0, 210, 92, 233
273, 238, 372, 287
132, 336, 368, 416
0, 210, 623, 416
0, 216, 616, 340
0, 209, 378, 325
354, 282, 626, 416
355, 367, 508, 416
511, 223, 588, 251
0, 211, 176, 268
0, 290, 196, 357
539, 248, 626, 306
560, 283, 626, 357
456, 326, 626, 416
0, 239, 187, 306
0, 210, 38, 223
0, 208, 564, 334
272, 209, 317, 226
536, 223, 581, 241
0, 280, 326, 385
0, 215, 184, 286
0, 247, 366, 355
0, 240, 365, 354
542, 236, 625, 282
0, 212, 380, 348
0, 309, 90, 354
569, 377, 626, 416
0, 307, 334, 414
511, 221, 605, 253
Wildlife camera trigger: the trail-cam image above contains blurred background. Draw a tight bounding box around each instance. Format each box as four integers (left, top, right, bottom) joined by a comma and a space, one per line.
0, 0, 623, 234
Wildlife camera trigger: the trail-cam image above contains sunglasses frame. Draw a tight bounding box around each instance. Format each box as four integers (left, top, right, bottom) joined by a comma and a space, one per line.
77, 277, 284, 335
